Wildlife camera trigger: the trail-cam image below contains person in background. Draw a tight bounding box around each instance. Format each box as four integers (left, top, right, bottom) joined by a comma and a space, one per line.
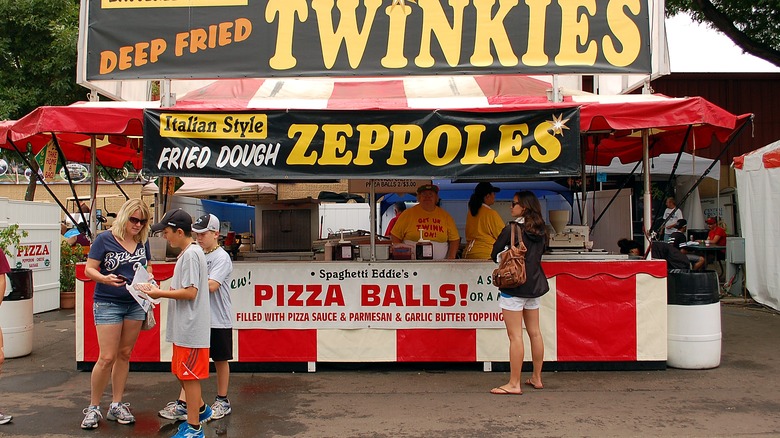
618, 238, 642, 258
668, 219, 705, 270
661, 197, 684, 242
620, 236, 690, 270
0, 250, 13, 425
390, 184, 460, 259
463, 182, 504, 259
489, 191, 549, 395
705, 216, 728, 266
706, 217, 727, 246
81, 199, 152, 430
651, 241, 693, 271
63, 202, 91, 247
159, 214, 234, 422
144, 209, 212, 438
384, 201, 407, 237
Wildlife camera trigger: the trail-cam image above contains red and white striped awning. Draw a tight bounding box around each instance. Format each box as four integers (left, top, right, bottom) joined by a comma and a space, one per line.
2, 75, 750, 168
174, 75, 564, 111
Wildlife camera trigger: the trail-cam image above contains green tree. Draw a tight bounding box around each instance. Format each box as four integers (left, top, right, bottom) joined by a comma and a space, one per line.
667, 0, 780, 67
0, 0, 84, 120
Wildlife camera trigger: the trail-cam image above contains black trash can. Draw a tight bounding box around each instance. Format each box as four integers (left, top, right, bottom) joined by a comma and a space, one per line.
667, 269, 721, 369
5, 268, 34, 301
1, 268, 34, 358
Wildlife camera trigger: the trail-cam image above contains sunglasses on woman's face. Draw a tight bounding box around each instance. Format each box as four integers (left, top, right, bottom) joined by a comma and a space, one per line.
128, 217, 148, 225
511, 201, 521, 207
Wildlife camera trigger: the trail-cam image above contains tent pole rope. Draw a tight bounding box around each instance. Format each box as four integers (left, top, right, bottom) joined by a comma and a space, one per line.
52, 134, 91, 236
671, 116, 751, 218
94, 156, 130, 201
590, 135, 659, 232
7, 138, 72, 220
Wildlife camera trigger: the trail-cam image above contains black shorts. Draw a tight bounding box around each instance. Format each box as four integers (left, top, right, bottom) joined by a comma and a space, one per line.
210, 328, 233, 362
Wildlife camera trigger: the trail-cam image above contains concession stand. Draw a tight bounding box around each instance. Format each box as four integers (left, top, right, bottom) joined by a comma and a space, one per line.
74, 94, 676, 372
0, 0, 750, 372
5, 79, 748, 373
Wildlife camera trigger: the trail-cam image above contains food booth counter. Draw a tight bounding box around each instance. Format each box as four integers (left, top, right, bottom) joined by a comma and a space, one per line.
76, 259, 667, 371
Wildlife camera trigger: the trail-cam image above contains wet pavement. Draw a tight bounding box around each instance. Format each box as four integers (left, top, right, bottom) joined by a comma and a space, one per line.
1, 299, 779, 437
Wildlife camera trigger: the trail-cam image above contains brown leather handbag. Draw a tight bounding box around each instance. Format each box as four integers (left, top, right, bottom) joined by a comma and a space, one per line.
492, 222, 528, 289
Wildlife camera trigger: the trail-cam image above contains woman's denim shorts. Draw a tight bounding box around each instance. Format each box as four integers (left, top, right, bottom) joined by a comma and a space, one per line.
93, 301, 146, 325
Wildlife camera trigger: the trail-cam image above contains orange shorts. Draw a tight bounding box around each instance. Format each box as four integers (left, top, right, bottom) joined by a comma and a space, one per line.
171, 344, 210, 381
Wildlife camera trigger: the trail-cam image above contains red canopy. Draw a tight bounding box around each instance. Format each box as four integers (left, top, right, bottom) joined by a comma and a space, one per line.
1, 102, 153, 169
1, 76, 750, 169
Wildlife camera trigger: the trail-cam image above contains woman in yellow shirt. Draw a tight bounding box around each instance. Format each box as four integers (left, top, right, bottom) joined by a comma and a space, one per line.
464, 182, 505, 259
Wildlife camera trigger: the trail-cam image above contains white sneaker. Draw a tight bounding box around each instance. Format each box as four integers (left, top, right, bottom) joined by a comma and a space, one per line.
107, 402, 135, 424
0, 411, 12, 425
81, 406, 102, 429
159, 400, 187, 421
211, 398, 232, 419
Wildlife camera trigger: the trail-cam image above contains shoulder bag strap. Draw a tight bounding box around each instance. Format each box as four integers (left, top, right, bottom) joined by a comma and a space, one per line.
510, 222, 517, 250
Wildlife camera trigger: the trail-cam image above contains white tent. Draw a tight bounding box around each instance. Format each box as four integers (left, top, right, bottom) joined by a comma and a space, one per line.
735, 140, 780, 311
596, 152, 720, 181
141, 177, 276, 198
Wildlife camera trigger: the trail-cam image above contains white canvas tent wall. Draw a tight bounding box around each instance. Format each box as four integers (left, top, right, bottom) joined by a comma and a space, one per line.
734, 139, 780, 311
595, 152, 720, 230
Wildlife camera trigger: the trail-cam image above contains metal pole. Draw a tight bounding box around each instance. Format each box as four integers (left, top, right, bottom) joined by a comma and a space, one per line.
90, 135, 97, 237
369, 181, 376, 261
642, 130, 652, 258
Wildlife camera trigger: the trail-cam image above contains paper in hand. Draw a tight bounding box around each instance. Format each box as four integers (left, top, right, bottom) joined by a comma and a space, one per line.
125, 266, 161, 312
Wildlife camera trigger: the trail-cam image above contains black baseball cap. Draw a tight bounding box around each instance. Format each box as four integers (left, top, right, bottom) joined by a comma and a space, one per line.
475, 182, 501, 197
151, 209, 192, 232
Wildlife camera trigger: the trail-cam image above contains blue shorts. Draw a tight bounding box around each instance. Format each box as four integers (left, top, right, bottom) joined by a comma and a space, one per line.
93, 301, 146, 325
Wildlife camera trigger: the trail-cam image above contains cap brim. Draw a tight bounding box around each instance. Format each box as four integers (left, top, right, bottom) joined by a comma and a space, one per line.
150, 223, 166, 232
191, 227, 211, 234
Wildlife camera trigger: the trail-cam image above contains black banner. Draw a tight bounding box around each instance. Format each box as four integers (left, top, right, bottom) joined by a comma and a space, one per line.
85, 0, 651, 80
142, 108, 581, 180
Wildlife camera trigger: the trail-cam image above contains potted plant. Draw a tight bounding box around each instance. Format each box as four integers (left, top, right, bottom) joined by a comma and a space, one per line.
0, 224, 28, 258
59, 242, 83, 309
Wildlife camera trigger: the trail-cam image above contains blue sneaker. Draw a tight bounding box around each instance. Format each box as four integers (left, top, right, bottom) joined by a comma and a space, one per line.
199, 404, 213, 423
172, 421, 204, 438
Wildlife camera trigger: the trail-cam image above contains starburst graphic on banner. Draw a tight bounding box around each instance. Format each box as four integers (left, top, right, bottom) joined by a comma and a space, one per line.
547, 113, 570, 136
390, 0, 416, 10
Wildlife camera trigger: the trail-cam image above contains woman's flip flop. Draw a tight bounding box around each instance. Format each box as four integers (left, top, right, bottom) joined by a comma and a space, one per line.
524, 379, 543, 389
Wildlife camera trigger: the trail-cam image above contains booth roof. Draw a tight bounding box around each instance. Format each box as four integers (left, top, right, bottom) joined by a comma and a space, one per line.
597, 152, 721, 180
1, 75, 750, 169
141, 177, 276, 197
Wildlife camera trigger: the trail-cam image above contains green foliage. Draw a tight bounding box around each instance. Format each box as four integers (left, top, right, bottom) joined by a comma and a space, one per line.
0, 224, 29, 257
0, 0, 84, 120
666, 0, 780, 67
59, 242, 82, 292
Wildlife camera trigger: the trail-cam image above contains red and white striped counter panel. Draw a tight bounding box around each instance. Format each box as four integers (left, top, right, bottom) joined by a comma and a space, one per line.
76, 260, 667, 370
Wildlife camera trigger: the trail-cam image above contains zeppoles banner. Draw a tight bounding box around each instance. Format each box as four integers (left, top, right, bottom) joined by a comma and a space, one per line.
142, 108, 581, 179
84, 0, 651, 80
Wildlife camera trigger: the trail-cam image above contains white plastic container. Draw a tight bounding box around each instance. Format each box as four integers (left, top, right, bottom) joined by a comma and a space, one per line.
1, 269, 35, 358
667, 302, 721, 369
666, 269, 721, 369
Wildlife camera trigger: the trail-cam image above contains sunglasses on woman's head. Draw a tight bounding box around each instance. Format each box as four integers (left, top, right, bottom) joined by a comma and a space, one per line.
128, 217, 148, 225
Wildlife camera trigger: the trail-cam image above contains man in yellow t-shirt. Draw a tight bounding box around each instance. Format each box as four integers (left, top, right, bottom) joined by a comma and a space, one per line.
390, 184, 460, 259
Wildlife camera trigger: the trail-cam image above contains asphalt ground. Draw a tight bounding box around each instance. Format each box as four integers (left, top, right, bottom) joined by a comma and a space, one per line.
1, 298, 779, 438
